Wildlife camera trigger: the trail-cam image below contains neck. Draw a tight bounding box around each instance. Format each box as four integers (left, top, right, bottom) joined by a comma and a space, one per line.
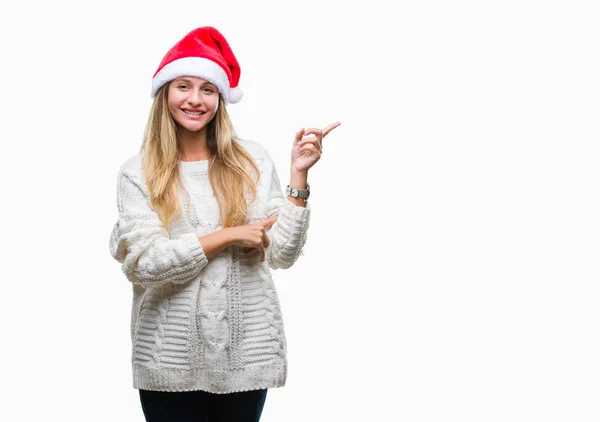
178, 126, 211, 161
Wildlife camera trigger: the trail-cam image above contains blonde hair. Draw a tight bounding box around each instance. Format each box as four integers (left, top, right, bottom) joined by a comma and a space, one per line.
139, 83, 260, 229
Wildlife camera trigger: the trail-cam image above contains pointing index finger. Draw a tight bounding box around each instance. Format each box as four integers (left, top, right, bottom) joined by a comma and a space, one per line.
262, 215, 278, 229
322, 122, 341, 138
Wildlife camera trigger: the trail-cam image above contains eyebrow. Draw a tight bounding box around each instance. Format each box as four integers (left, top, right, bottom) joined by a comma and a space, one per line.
176, 78, 216, 87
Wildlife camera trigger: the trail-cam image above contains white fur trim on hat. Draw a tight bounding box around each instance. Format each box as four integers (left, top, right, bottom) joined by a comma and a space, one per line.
151, 57, 236, 103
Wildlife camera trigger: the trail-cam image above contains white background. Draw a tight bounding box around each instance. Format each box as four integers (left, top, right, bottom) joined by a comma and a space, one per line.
1, 0, 599, 421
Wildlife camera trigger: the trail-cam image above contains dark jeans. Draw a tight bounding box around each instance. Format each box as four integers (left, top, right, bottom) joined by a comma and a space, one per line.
139, 388, 268, 422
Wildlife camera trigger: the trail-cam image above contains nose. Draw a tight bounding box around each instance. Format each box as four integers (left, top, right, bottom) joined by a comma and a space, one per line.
187, 89, 203, 106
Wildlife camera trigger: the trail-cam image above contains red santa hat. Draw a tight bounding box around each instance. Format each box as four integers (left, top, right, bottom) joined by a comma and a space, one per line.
151, 26, 243, 104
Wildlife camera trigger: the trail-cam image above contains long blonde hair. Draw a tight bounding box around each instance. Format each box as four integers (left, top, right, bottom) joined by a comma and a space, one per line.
139, 83, 260, 229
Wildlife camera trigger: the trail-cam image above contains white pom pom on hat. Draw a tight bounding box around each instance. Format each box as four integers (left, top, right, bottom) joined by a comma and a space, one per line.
151, 26, 243, 105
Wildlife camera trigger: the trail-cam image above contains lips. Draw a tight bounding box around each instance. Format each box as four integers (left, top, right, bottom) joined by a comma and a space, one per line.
181, 109, 207, 121
182, 109, 206, 116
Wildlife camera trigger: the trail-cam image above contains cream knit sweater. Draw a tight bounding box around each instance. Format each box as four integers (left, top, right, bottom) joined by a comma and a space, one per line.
109, 139, 310, 393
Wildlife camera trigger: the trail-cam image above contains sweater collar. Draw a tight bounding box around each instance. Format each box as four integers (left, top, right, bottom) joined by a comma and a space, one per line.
179, 159, 209, 174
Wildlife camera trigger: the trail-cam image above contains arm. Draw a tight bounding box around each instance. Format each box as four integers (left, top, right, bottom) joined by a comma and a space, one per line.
199, 229, 235, 259
286, 169, 309, 208
109, 164, 209, 288
264, 158, 311, 270
262, 122, 339, 269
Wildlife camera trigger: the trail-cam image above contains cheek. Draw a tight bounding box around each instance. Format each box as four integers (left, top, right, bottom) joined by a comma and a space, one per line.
167, 100, 176, 114
209, 96, 219, 112
167, 93, 181, 112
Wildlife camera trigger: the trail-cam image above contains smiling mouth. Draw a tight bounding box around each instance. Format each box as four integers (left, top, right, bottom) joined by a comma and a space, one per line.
182, 110, 206, 116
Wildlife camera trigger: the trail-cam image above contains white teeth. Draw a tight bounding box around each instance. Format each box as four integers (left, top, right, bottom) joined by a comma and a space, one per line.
183, 110, 204, 115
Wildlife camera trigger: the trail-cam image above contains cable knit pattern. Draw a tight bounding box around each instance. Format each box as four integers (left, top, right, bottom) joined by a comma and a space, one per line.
109, 139, 310, 393
227, 247, 244, 370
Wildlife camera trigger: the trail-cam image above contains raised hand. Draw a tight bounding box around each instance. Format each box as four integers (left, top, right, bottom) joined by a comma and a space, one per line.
291, 122, 341, 174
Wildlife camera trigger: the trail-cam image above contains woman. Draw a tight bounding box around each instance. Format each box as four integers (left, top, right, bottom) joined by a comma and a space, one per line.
109, 26, 340, 421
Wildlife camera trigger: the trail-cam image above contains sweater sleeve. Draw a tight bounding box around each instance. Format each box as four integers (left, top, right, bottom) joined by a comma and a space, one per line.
263, 157, 311, 270
108, 163, 208, 288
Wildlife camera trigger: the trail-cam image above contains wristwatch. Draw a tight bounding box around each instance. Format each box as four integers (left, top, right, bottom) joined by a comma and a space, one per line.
286, 183, 310, 200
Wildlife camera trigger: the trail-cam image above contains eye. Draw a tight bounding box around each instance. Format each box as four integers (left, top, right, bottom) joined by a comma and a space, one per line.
177, 84, 189, 90
203, 87, 216, 93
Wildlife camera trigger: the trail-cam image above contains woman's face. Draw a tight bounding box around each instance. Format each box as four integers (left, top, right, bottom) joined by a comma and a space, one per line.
167, 76, 220, 133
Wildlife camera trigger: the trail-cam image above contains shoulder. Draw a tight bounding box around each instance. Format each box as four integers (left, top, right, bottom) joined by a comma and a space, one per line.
237, 138, 271, 159
117, 153, 143, 175
114, 153, 144, 186
237, 138, 276, 168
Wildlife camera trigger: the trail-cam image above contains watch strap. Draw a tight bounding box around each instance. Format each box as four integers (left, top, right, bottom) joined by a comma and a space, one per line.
286, 183, 310, 199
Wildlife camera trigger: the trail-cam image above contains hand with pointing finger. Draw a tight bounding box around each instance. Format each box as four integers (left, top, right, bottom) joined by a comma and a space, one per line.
229, 215, 279, 262
291, 122, 341, 173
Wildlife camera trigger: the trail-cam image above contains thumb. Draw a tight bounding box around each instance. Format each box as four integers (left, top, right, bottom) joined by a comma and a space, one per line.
294, 128, 305, 144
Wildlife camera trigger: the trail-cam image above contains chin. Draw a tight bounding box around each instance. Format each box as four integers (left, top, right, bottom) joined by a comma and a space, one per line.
181, 123, 209, 132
